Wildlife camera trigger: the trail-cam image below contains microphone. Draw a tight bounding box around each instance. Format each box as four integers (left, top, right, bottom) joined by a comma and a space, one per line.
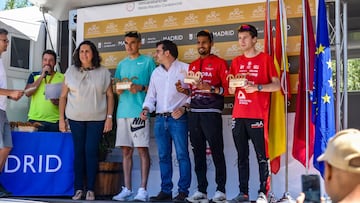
43, 65, 51, 75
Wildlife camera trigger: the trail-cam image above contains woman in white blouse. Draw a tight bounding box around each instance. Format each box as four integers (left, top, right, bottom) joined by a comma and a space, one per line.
59, 40, 114, 201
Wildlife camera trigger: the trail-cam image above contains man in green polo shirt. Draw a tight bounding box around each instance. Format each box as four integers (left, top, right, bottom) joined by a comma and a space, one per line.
25, 50, 64, 131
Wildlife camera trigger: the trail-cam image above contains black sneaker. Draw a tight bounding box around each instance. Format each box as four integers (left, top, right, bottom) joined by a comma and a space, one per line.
150, 191, 172, 202
231, 192, 249, 202
173, 192, 188, 202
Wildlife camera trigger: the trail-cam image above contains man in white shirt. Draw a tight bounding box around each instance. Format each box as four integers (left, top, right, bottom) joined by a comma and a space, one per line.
140, 40, 191, 202
0, 28, 24, 197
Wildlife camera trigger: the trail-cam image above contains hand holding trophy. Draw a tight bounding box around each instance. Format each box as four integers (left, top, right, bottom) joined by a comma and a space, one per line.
115, 76, 139, 90
184, 71, 202, 85
226, 73, 248, 88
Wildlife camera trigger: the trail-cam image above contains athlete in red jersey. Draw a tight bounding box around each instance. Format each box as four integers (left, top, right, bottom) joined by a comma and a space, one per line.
229, 24, 280, 203
176, 30, 228, 203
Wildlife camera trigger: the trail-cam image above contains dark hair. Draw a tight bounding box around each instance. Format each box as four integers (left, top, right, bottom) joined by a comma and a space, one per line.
0, 28, 8, 35
42, 49, 57, 61
156, 40, 178, 59
237, 24, 258, 38
125, 31, 141, 42
197, 30, 214, 42
73, 40, 101, 68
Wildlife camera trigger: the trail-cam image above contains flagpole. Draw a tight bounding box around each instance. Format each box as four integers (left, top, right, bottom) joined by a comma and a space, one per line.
279, 0, 290, 196
277, 1, 295, 202
265, 1, 277, 202
302, 0, 310, 174
266, 0, 272, 55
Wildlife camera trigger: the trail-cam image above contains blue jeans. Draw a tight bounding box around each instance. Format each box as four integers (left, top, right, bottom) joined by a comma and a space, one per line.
68, 120, 105, 191
154, 114, 191, 195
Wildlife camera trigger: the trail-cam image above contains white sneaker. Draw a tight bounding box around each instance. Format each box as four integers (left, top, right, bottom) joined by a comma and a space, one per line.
113, 186, 133, 201
211, 191, 226, 203
186, 191, 208, 203
256, 192, 268, 203
133, 187, 148, 202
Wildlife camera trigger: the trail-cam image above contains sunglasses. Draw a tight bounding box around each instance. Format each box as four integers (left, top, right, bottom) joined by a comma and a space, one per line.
125, 31, 141, 39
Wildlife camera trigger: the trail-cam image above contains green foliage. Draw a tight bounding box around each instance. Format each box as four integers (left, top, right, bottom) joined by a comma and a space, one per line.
347, 59, 360, 91
4, 0, 32, 10
332, 58, 360, 91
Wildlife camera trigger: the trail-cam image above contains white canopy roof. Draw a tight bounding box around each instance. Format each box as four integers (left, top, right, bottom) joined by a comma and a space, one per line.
0, 6, 43, 41
29, 0, 136, 21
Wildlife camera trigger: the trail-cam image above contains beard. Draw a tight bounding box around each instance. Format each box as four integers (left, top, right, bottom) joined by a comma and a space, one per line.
198, 47, 209, 56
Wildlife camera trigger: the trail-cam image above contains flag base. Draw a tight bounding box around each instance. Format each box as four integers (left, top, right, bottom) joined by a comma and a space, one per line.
276, 192, 296, 203
267, 191, 277, 203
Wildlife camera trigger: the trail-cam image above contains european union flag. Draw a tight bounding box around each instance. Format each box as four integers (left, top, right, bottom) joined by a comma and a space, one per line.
312, 0, 336, 176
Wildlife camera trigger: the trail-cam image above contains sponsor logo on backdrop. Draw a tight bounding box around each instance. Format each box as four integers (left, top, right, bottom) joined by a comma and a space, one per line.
104, 55, 118, 67
255, 43, 263, 52
188, 33, 194, 41
183, 13, 199, 25
138, 0, 182, 10
228, 8, 245, 20
183, 48, 198, 61
286, 4, 293, 15
295, 43, 301, 53
118, 41, 125, 46
126, 2, 135, 12
87, 24, 100, 35
163, 16, 178, 27
210, 46, 220, 56
105, 23, 119, 34
252, 5, 265, 18
147, 37, 159, 44
163, 34, 183, 41
205, 11, 221, 23
144, 18, 158, 29
212, 30, 235, 37
225, 45, 240, 57
296, 5, 303, 14
124, 20, 138, 31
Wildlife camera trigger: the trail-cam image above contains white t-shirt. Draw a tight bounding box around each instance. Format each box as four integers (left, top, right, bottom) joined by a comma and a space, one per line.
0, 58, 7, 111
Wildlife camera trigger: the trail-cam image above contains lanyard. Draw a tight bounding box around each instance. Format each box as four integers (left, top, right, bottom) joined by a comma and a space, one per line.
44, 73, 55, 84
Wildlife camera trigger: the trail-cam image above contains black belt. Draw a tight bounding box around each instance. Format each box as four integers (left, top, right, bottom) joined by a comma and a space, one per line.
156, 112, 172, 117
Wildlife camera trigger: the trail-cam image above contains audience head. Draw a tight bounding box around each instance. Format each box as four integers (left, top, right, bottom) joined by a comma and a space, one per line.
0, 28, 9, 54
156, 40, 178, 59
317, 128, 360, 202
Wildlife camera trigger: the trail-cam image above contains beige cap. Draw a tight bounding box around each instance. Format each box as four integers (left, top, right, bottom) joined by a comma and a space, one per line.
317, 128, 360, 173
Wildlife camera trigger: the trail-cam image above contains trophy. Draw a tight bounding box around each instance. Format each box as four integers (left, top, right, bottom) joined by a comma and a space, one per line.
226, 73, 248, 88
115, 76, 138, 90
184, 71, 202, 84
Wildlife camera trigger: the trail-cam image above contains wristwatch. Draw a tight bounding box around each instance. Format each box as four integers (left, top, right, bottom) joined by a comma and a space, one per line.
107, 114, 113, 119
182, 106, 190, 112
210, 86, 216, 93
257, 84, 263, 92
